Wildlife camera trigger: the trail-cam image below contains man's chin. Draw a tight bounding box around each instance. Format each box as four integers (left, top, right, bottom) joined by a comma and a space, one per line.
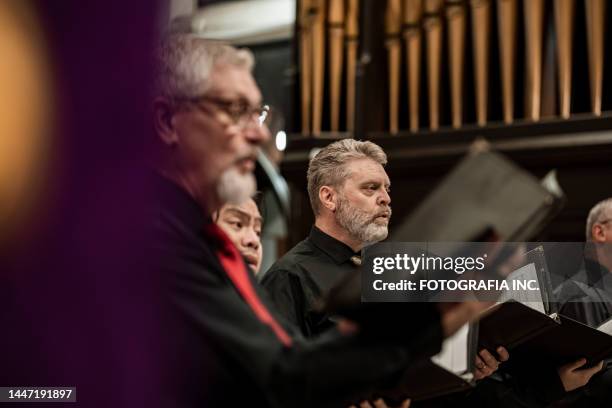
365, 226, 388, 243
217, 168, 256, 205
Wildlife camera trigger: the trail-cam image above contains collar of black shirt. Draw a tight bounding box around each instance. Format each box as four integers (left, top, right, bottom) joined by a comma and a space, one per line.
309, 226, 361, 265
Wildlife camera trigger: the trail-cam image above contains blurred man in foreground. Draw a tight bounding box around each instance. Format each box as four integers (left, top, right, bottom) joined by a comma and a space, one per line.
150, 34, 489, 407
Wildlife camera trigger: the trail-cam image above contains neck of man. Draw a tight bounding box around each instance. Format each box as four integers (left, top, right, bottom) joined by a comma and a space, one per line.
594, 244, 612, 273
315, 215, 364, 253
158, 167, 218, 217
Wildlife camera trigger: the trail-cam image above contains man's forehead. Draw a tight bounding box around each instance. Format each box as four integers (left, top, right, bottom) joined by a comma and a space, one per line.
345, 159, 390, 184
208, 64, 261, 103
222, 201, 262, 221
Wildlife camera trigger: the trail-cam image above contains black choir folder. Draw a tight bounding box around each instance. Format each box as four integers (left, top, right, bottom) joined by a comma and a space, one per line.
477, 246, 612, 369
478, 302, 612, 367
390, 143, 565, 242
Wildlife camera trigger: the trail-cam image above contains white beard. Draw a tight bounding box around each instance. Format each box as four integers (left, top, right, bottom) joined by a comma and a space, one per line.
336, 195, 390, 245
216, 167, 256, 205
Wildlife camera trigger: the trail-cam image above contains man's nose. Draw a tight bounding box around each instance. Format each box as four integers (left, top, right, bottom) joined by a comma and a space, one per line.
378, 188, 391, 206
244, 122, 271, 146
242, 228, 260, 250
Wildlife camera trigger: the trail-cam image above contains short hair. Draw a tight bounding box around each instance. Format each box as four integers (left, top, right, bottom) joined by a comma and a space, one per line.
586, 198, 612, 240
251, 191, 266, 222
213, 192, 263, 223
307, 139, 387, 216
154, 34, 254, 99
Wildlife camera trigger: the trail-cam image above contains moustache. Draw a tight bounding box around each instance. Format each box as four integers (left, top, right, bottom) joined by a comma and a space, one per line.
234, 148, 259, 165
243, 251, 260, 264
372, 208, 392, 221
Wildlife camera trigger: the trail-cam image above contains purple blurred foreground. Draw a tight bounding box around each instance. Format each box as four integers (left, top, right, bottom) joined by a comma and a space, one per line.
1, 1, 166, 406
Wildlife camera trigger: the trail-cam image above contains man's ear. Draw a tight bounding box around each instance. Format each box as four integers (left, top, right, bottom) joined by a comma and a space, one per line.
319, 186, 337, 212
592, 224, 607, 243
153, 97, 179, 146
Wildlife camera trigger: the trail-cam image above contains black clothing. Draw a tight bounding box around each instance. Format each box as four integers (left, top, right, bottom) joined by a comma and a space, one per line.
555, 258, 612, 327
153, 178, 444, 408
262, 226, 361, 337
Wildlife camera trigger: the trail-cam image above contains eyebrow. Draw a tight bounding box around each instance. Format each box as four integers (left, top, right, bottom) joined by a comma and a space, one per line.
224, 207, 263, 223
207, 90, 261, 107
359, 180, 391, 187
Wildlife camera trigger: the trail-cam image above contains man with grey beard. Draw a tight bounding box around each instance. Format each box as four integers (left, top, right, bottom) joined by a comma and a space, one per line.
262, 139, 393, 337
261, 139, 508, 387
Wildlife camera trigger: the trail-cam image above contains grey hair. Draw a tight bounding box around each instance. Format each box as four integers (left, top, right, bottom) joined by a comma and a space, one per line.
307, 139, 387, 216
586, 198, 612, 240
155, 34, 254, 99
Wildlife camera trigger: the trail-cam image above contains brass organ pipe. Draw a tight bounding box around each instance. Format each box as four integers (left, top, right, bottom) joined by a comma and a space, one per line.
345, 0, 359, 132
523, 0, 544, 121
471, 0, 491, 126
403, 0, 423, 132
299, 0, 313, 134
554, 0, 575, 119
424, 0, 443, 130
386, 0, 403, 134
311, 0, 326, 136
585, 0, 605, 116
446, 0, 466, 128
328, 0, 345, 131
497, 0, 517, 124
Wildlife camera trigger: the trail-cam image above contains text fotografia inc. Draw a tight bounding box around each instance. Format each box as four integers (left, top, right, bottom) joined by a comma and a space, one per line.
372, 279, 540, 292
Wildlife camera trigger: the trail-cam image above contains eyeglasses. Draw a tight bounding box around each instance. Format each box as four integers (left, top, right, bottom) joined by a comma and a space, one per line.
176, 95, 271, 129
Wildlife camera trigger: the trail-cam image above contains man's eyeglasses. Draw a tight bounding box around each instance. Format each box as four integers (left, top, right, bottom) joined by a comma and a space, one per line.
176, 95, 271, 129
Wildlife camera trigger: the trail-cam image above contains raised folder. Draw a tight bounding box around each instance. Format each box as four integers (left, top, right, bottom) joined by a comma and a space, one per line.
390, 144, 565, 242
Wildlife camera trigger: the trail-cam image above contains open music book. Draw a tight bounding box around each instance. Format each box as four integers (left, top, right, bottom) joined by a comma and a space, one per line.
431, 323, 475, 381
598, 317, 612, 336
477, 246, 612, 367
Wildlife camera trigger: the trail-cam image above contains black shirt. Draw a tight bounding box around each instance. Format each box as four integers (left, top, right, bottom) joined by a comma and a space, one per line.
153, 177, 444, 408
261, 226, 361, 337
555, 257, 612, 327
